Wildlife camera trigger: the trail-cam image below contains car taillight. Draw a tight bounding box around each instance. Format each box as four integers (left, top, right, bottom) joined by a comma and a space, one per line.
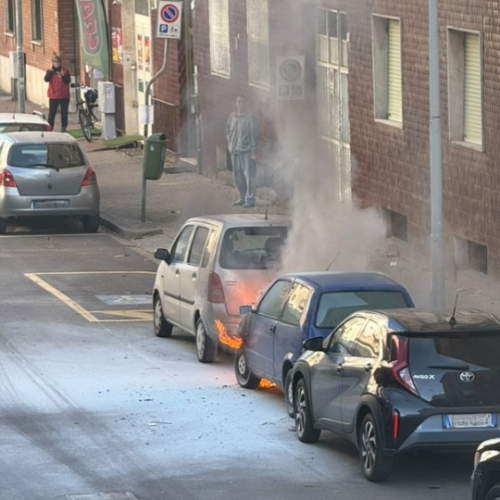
391, 335, 419, 396
392, 410, 400, 440
0, 169, 17, 188
208, 272, 225, 303
81, 168, 97, 186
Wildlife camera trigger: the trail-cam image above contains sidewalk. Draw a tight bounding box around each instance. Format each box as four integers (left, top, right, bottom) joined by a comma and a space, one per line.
3, 92, 500, 317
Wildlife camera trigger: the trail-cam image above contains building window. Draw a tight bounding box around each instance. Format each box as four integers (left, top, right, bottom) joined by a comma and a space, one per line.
209, 0, 230, 78
454, 236, 487, 274
32, 0, 42, 42
372, 16, 402, 124
382, 208, 408, 242
246, 0, 270, 89
448, 30, 483, 148
6, 0, 15, 33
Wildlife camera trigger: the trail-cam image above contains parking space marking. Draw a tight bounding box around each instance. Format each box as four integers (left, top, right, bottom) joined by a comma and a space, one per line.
24, 271, 155, 323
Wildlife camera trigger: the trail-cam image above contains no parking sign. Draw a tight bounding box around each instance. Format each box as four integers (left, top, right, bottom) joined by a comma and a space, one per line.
157, 1, 183, 39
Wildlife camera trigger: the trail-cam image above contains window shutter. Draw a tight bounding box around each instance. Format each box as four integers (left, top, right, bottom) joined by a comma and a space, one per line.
464, 33, 482, 144
387, 19, 402, 121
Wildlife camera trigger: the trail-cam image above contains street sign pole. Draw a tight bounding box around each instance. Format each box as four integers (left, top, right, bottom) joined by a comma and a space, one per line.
15, 0, 25, 112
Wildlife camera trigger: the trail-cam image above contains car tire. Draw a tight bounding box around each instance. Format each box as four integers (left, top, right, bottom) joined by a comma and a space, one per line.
486, 484, 500, 500
358, 413, 393, 482
235, 349, 260, 389
284, 369, 294, 417
83, 214, 100, 233
153, 295, 173, 338
0, 217, 7, 234
196, 319, 217, 363
294, 378, 320, 443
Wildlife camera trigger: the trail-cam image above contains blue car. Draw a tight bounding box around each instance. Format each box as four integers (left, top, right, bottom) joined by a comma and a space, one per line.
234, 271, 415, 415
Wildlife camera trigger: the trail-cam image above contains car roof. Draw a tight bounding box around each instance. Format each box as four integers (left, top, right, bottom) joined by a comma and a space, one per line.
280, 271, 409, 291
0, 131, 76, 144
185, 213, 290, 227
0, 112, 48, 124
357, 308, 500, 334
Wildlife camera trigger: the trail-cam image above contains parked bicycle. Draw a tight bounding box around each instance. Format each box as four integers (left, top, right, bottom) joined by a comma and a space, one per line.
71, 83, 99, 142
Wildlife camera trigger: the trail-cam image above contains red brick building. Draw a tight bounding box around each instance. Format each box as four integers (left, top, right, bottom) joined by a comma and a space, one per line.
193, 0, 500, 279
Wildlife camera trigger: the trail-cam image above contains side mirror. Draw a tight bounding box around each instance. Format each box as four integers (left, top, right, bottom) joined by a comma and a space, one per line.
302, 336, 324, 353
239, 305, 253, 315
154, 248, 171, 264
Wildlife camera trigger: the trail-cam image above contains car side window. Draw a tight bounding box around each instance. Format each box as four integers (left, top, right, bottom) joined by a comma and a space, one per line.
353, 319, 382, 358
328, 316, 367, 356
187, 226, 210, 267
281, 283, 310, 326
257, 280, 291, 320
171, 225, 194, 263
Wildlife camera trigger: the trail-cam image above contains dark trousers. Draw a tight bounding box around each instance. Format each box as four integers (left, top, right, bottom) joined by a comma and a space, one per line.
48, 98, 70, 130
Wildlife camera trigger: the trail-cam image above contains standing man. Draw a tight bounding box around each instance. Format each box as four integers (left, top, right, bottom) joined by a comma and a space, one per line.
44, 53, 71, 132
226, 95, 258, 208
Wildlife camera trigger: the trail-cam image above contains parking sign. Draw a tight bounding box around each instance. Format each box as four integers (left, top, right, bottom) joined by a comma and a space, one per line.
157, 1, 183, 39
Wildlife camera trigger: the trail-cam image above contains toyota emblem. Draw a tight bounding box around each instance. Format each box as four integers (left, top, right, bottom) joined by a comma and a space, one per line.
459, 371, 475, 382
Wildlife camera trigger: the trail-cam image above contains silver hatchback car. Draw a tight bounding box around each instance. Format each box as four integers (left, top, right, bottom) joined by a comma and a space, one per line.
0, 132, 100, 233
153, 214, 290, 363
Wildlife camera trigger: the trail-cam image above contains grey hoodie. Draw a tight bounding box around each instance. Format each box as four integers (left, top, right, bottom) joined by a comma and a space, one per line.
226, 111, 257, 156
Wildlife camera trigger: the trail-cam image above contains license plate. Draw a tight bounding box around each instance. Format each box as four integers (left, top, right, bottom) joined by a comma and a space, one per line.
443, 413, 497, 429
32, 200, 69, 209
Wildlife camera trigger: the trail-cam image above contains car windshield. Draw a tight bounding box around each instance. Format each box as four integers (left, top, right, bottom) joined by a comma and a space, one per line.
315, 290, 409, 328
0, 123, 48, 133
219, 226, 288, 270
9, 143, 86, 168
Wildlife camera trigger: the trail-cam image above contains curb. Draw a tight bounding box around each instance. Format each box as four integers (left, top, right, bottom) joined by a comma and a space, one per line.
99, 211, 164, 239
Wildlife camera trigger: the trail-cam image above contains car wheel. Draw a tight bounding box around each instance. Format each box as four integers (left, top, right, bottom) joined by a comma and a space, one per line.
0, 217, 7, 234
234, 349, 260, 389
486, 484, 500, 500
153, 295, 173, 338
284, 369, 294, 417
294, 378, 320, 443
196, 319, 217, 363
359, 413, 393, 482
82, 214, 100, 233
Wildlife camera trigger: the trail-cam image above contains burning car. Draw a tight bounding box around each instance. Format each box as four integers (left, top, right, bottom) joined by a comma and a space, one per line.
153, 214, 290, 363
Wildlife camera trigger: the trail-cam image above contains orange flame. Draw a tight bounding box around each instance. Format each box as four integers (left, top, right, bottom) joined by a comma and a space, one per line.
258, 379, 277, 389
215, 319, 243, 350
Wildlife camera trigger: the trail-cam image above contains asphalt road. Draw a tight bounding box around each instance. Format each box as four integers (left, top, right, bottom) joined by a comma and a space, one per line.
0, 231, 473, 500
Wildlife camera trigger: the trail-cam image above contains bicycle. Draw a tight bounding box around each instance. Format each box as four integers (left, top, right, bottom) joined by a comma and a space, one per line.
71, 83, 99, 142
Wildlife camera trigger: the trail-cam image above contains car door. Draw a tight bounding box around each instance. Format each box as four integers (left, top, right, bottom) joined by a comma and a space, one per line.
179, 224, 211, 330
246, 279, 291, 378
272, 282, 312, 380
161, 224, 194, 327
340, 319, 383, 433
309, 316, 368, 430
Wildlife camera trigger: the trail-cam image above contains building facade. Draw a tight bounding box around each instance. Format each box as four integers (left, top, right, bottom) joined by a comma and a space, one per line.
193, 0, 500, 280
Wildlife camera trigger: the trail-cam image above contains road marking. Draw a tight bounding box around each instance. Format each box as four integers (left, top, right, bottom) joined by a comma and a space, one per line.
25, 273, 98, 322
24, 271, 155, 323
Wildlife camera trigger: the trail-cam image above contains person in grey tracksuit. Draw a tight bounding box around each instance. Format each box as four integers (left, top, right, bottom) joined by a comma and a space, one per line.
226, 95, 258, 208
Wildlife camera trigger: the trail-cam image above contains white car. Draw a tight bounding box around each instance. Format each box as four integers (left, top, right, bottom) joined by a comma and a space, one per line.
0, 111, 51, 133
153, 214, 290, 363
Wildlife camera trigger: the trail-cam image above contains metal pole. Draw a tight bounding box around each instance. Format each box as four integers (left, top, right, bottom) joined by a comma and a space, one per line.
15, 0, 25, 112
141, 38, 168, 223
429, 0, 445, 307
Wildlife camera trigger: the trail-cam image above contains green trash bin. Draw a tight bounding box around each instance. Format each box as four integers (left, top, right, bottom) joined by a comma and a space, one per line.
143, 133, 167, 180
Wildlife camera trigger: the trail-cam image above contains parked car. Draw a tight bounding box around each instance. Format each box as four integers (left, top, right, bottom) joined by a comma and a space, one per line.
234, 271, 415, 415
472, 438, 500, 500
0, 131, 100, 234
291, 308, 500, 482
0, 111, 51, 132
153, 213, 290, 363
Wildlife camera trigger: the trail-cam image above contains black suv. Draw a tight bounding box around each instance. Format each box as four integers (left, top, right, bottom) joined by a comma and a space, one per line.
291, 308, 500, 482
472, 438, 500, 500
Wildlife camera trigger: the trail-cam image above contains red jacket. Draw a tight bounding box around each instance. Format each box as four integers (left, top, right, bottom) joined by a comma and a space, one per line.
44, 67, 71, 99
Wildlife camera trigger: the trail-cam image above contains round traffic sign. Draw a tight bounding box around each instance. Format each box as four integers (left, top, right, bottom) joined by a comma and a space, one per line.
160, 3, 179, 23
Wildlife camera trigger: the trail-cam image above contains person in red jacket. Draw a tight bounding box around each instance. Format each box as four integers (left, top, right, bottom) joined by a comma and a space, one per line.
44, 53, 71, 132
